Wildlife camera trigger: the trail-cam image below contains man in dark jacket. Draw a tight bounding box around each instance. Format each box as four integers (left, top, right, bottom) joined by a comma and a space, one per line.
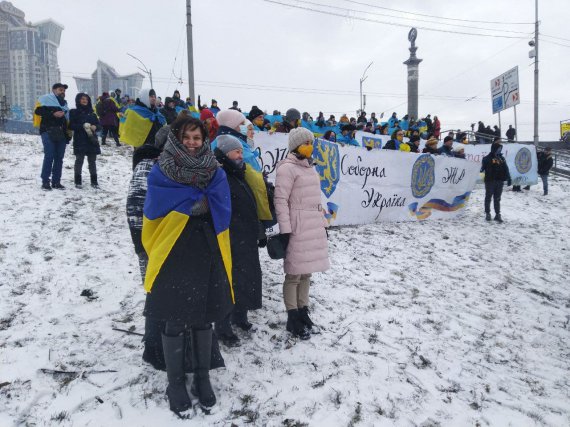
537, 147, 554, 195
481, 139, 511, 222
35, 83, 70, 190
160, 97, 178, 125
171, 90, 186, 108
506, 125, 516, 141
438, 136, 455, 156
274, 108, 301, 133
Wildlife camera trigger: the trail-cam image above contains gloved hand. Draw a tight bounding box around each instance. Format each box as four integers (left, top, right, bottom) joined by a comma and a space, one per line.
507, 179, 512, 186
279, 233, 290, 250
258, 238, 267, 248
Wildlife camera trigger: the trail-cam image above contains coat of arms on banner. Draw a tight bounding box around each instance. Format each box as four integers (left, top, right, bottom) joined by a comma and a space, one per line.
515, 147, 532, 174
411, 154, 435, 198
362, 136, 383, 150
313, 139, 340, 197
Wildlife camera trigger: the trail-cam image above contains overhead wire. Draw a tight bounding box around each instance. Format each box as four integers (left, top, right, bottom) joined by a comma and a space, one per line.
261, 0, 529, 39
301, 0, 534, 36
338, 0, 534, 25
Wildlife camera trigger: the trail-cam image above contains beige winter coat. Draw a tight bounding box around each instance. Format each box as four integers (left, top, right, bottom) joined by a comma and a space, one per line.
274, 153, 330, 275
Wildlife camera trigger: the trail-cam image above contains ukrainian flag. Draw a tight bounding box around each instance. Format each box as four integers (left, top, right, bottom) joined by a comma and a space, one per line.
119, 105, 166, 147
243, 164, 273, 221
142, 165, 234, 302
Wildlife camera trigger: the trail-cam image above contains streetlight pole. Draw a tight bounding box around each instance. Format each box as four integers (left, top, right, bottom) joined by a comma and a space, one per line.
533, 0, 539, 145
127, 52, 153, 89
186, 0, 195, 103
359, 61, 373, 114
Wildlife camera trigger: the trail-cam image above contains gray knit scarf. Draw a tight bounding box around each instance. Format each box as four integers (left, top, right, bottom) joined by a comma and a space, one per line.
158, 130, 218, 189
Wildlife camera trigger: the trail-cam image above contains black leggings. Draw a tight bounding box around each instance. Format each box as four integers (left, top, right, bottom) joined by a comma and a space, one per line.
164, 321, 210, 336
102, 126, 119, 144
74, 154, 97, 178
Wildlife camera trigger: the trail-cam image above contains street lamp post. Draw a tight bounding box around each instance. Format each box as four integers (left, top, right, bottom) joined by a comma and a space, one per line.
359, 61, 373, 114
533, 0, 539, 145
127, 53, 153, 89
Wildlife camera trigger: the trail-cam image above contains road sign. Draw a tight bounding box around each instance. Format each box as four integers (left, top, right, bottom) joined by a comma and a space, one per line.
490, 66, 520, 114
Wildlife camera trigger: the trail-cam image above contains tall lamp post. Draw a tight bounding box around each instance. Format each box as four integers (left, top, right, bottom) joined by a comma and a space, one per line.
359, 61, 373, 114
186, 0, 195, 103
127, 53, 154, 89
531, 0, 539, 145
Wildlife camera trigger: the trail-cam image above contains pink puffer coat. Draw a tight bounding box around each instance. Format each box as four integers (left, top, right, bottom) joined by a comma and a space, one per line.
274, 153, 330, 275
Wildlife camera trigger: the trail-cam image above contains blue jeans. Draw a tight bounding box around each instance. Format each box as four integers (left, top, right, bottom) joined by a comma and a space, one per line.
540, 174, 548, 195
41, 132, 67, 185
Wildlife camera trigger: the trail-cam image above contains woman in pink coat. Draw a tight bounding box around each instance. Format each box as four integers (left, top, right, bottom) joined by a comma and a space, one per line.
274, 127, 330, 340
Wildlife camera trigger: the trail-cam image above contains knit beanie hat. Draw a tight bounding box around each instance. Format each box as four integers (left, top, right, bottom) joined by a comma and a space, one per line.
426, 137, 438, 146
288, 127, 314, 152
248, 106, 264, 121
200, 108, 215, 121
216, 109, 245, 130
285, 108, 301, 122
216, 134, 243, 155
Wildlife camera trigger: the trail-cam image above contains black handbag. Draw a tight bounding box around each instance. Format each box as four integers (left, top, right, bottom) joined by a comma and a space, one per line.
266, 235, 286, 260
46, 126, 67, 143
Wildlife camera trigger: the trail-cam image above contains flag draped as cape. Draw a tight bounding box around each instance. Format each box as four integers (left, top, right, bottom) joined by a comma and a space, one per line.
142, 165, 233, 302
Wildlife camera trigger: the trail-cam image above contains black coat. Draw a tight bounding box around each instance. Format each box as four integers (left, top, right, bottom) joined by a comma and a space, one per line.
481, 143, 511, 183
215, 149, 263, 312
69, 94, 101, 156
537, 152, 553, 175
383, 139, 397, 150
35, 94, 69, 136
144, 214, 233, 324
160, 106, 177, 125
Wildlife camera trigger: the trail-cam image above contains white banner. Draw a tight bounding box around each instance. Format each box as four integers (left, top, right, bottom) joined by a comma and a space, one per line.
253, 133, 480, 226
462, 143, 538, 186
350, 132, 537, 186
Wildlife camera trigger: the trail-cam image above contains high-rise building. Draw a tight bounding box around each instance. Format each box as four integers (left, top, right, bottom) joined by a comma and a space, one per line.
74, 60, 144, 100
0, 1, 64, 120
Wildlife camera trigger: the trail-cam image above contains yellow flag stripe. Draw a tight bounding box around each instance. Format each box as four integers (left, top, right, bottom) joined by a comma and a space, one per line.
142, 212, 189, 292
119, 109, 153, 147
216, 229, 234, 304
244, 166, 273, 221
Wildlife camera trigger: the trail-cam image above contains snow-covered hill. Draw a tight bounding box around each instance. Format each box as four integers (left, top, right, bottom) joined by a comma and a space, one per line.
0, 134, 569, 426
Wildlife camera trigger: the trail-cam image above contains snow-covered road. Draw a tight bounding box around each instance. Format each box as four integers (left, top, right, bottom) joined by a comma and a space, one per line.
1, 134, 569, 426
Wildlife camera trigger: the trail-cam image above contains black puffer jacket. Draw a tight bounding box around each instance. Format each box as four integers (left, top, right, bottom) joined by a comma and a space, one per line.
69, 93, 101, 156
214, 148, 263, 312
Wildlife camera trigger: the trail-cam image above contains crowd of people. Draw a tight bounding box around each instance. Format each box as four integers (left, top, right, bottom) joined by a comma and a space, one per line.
32, 83, 553, 416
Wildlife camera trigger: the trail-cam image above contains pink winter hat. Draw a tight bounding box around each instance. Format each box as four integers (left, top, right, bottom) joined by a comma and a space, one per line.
216, 109, 245, 130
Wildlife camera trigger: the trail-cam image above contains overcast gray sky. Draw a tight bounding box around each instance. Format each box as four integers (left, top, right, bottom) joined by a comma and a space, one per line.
16, 0, 570, 140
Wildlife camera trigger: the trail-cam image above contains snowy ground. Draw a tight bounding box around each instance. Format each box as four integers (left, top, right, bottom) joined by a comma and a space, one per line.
0, 134, 569, 427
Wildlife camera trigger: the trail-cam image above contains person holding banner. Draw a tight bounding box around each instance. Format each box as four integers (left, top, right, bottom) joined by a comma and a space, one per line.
274, 127, 330, 340
481, 139, 511, 223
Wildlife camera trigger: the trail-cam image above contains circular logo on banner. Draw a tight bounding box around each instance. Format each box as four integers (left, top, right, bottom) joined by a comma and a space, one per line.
515, 147, 532, 174
411, 154, 435, 198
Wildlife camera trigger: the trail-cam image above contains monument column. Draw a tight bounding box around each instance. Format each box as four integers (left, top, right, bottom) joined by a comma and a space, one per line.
403, 28, 422, 121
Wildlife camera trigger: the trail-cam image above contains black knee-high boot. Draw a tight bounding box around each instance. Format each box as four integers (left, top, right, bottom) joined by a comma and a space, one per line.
162, 331, 191, 415
190, 326, 216, 409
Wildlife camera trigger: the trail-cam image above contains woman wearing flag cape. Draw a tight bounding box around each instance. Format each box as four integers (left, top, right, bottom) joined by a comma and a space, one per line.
142, 116, 233, 415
